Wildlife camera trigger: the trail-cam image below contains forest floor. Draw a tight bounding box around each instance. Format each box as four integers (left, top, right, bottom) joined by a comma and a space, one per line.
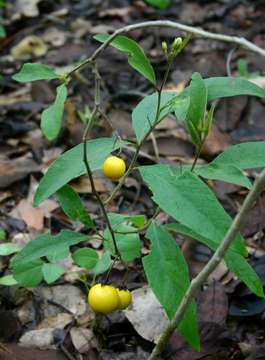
0, 0, 265, 359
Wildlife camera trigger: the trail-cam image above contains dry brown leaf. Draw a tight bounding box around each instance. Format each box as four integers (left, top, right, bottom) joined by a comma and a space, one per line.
11, 36, 47, 60
201, 124, 231, 157
71, 174, 113, 193
0, 155, 40, 189
10, 199, 44, 231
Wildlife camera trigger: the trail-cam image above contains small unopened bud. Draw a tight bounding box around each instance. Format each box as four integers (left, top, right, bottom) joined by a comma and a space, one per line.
161, 41, 168, 54
172, 37, 183, 51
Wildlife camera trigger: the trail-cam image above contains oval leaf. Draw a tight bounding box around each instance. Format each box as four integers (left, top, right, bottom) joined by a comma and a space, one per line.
93, 251, 112, 275
42, 263, 65, 284
72, 248, 99, 269
13, 260, 44, 288
132, 92, 177, 143
212, 141, 265, 170
34, 137, 126, 206
0, 243, 20, 256
41, 84, 67, 140
139, 165, 247, 256
144, 0, 170, 9
57, 185, 95, 228
11, 230, 87, 267
94, 34, 156, 85
12, 63, 59, 82
0, 275, 18, 286
166, 223, 264, 298
143, 223, 200, 350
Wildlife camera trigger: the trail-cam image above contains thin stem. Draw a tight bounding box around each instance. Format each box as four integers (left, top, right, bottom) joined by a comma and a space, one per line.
149, 168, 265, 359
104, 58, 174, 205
83, 137, 120, 258
82, 63, 121, 259
190, 143, 203, 172
66, 20, 265, 79
104, 257, 118, 284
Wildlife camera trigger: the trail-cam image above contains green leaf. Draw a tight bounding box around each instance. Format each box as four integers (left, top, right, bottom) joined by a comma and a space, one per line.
144, 0, 170, 9
0, 24, 5, 38
186, 73, 208, 146
173, 96, 190, 121
104, 213, 141, 261
139, 165, 247, 256
94, 34, 156, 84
0, 228, 6, 241
11, 230, 87, 267
204, 77, 265, 101
166, 223, 264, 297
212, 141, 265, 170
130, 215, 146, 228
186, 72, 208, 128
225, 252, 264, 297
12, 63, 59, 82
237, 59, 249, 77
104, 225, 140, 262
195, 163, 252, 189
41, 84, 67, 141
0, 243, 20, 256
13, 260, 44, 288
42, 263, 65, 284
72, 248, 99, 269
143, 223, 200, 350
34, 137, 126, 206
0, 275, 17, 286
132, 92, 177, 143
57, 185, 94, 228
47, 249, 70, 262
93, 251, 112, 275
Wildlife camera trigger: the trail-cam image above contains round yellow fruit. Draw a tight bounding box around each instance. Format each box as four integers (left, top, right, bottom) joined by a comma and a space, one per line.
102, 156, 126, 180
88, 284, 119, 314
117, 289, 132, 310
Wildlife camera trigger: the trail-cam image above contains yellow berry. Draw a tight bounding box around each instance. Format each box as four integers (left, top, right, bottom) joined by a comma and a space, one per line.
102, 156, 126, 180
117, 289, 132, 310
88, 284, 119, 314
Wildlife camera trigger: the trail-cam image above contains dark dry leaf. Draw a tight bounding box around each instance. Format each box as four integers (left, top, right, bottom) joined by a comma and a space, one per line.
168, 322, 234, 360
197, 282, 228, 325
0, 343, 66, 360
0, 156, 40, 189
167, 283, 232, 359
0, 310, 21, 340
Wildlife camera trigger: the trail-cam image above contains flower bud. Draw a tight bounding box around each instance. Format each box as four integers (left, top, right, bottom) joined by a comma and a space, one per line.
161, 41, 168, 54
172, 37, 183, 51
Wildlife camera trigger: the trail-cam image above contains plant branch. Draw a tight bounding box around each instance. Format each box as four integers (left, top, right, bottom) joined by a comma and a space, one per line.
66, 20, 265, 79
104, 56, 174, 205
82, 63, 121, 259
148, 168, 265, 359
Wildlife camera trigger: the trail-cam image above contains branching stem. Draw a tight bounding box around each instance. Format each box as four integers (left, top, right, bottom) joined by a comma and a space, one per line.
66, 20, 265, 79
148, 168, 265, 359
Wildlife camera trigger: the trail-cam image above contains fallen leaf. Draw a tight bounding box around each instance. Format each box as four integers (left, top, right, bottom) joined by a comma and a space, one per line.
71, 174, 113, 193
37, 313, 73, 330
0, 343, 66, 360
0, 155, 40, 189
201, 124, 231, 158
19, 328, 55, 349
11, 0, 40, 19
11, 36, 47, 60
36, 285, 89, 317
197, 282, 228, 325
70, 327, 97, 353
10, 199, 44, 230
124, 287, 169, 344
